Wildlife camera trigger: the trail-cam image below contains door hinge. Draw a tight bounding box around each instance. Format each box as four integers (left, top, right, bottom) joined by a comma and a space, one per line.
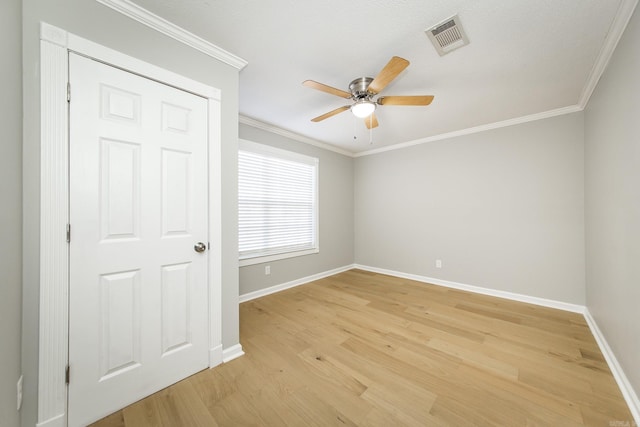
66, 82, 71, 103
65, 365, 70, 384
66, 224, 71, 243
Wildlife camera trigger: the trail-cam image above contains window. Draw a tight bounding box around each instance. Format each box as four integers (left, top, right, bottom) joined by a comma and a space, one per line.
238, 140, 319, 266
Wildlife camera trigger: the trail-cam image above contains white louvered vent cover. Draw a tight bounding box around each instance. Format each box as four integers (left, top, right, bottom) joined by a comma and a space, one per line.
425, 14, 469, 56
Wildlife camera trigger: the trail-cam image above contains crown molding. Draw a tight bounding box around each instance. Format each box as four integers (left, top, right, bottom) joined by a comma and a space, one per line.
353, 105, 582, 157
241, 104, 583, 159
239, 115, 355, 157
95, 0, 248, 70
578, 0, 639, 108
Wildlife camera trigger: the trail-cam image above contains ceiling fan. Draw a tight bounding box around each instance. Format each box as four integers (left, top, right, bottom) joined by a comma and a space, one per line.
303, 56, 434, 129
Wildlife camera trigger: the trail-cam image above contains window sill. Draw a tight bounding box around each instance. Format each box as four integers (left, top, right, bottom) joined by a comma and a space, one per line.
239, 248, 319, 267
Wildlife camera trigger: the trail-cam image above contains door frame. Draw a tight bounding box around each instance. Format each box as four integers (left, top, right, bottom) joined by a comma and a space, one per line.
38, 22, 223, 427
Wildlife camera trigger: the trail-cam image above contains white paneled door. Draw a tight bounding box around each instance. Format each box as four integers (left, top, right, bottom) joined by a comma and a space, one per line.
68, 53, 209, 427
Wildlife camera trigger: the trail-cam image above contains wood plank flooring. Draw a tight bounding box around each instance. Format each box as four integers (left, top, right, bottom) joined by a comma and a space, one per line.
91, 269, 634, 426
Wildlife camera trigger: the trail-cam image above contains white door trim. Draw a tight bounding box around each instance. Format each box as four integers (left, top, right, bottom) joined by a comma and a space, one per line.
38, 22, 223, 427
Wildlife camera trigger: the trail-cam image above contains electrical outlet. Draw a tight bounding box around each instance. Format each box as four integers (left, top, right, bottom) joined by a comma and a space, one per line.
435, 259, 442, 269
265, 265, 271, 275
17, 375, 23, 411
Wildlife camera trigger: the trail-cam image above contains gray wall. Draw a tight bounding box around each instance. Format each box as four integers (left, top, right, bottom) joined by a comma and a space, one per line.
22, 1, 240, 426
355, 113, 586, 304
1, 0, 23, 425
585, 6, 640, 401
238, 124, 354, 296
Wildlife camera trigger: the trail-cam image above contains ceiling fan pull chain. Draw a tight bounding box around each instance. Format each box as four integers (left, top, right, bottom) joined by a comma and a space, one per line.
353, 115, 357, 140
369, 116, 373, 144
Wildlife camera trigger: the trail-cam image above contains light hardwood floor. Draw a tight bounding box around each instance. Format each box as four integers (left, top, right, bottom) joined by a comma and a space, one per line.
92, 269, 633, 426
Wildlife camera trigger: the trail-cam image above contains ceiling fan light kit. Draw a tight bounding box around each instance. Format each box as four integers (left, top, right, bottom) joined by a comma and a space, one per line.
303, 56, 434, 135
351, 100, 376, 118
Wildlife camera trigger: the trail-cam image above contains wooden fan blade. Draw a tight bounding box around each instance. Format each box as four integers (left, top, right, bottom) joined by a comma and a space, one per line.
303, 80, 352, 99
367, 56, 410, 94
364, 113, 379, 129
378, 95, 434, 106
311, 106, 350, 122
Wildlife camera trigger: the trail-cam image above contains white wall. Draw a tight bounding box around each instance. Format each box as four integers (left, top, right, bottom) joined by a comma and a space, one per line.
238, 124, 354, 296
21, 1, 241, 426
0, 0, 23, 425
585, 5, 640, 401
355, 112, 586, 304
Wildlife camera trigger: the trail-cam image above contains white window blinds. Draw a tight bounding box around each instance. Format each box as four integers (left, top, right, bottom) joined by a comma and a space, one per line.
238, 140, 319, 265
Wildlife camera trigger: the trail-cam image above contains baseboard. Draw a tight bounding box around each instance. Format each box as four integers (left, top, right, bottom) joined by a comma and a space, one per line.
584, 309, 640, 424
240, 262, 585, 312
353, 264, 586, 314
36, 413, 65, 427
239, 264, 355, 303
209, 344, 223, 368
222, 344, 245, 363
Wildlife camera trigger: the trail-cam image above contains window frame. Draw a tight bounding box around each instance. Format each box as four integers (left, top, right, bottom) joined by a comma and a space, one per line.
238, 139, 319, 267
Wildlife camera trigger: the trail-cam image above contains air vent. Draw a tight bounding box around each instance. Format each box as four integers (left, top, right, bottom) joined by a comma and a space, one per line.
425, 14, 469, 56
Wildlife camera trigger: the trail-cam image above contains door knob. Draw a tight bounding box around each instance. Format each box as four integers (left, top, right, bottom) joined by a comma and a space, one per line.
194, 242, 207, 253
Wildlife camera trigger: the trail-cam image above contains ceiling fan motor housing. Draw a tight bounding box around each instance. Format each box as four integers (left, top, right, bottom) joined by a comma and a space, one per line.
349, 77, 374, 100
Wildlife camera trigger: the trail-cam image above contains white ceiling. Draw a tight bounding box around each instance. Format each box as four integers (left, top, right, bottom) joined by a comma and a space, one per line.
129, 0, 624, 153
